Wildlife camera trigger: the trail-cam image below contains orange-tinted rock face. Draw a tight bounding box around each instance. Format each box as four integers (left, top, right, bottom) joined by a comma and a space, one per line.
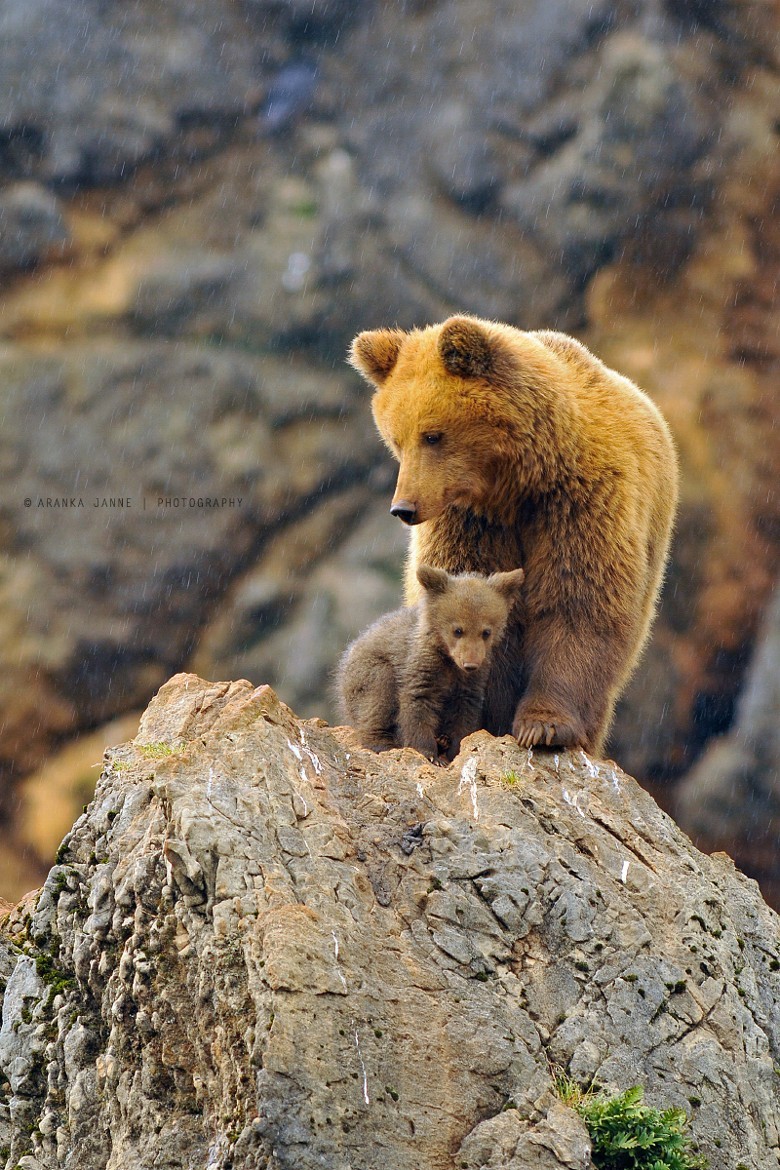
586, 129, 780, 788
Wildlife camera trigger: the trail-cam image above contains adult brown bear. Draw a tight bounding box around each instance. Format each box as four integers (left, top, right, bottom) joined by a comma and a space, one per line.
349, 315, 678, 754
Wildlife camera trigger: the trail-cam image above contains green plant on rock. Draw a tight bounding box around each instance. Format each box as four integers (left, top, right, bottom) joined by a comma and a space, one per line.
138, 741, 184, 759
555, 1075, 708, 1170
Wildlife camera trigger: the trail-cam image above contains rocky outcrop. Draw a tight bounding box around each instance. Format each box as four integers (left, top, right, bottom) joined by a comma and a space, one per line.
675, 586, 780, 909
0, 0, 778, 908
0, 674, 779, 1169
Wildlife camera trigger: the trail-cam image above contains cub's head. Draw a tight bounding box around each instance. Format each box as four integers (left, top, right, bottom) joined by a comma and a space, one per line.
348, 316, 519, 525
416, 563, 525, 673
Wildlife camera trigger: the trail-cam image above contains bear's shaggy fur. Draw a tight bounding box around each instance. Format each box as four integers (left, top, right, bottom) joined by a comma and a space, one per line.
349, 315, 678, 753
337, 564, 525, 762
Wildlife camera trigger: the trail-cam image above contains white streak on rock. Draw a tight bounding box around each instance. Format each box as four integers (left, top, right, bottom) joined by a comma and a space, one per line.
353, 1025, 370, 1105
332, 932, 348, 991
299, 728, 323, 774
458, 757, 480, 821
292, 787, 309, 816
579, 750, 599, 779
304, 747, 323, 775
562, 788, 587, 818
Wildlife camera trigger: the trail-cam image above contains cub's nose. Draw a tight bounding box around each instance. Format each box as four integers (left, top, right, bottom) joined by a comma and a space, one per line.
462, 662, 480, 673
390, 500, 417, 525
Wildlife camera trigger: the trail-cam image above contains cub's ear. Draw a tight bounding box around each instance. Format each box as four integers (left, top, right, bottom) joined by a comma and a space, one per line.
417, 564, 451, 595
489, 567, 525, 599
439, 316, 496, 378
348, 328, 405, 386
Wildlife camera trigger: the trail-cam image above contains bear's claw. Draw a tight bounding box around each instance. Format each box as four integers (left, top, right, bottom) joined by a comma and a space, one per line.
513, 711, 585, 750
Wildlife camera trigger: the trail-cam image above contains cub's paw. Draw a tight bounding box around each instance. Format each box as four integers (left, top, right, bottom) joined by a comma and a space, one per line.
512, 707, 586, 749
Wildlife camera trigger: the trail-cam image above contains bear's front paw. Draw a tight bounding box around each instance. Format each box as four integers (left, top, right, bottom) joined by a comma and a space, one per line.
512, 707, 586, 750
405, 733, 439, 762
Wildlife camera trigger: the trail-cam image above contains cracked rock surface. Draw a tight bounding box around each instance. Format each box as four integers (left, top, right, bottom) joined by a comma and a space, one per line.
0, 673, 779, 1169
0, 0, 779, 911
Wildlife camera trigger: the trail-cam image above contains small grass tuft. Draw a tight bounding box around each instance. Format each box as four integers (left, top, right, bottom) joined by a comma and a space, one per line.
554, 1072, 708, 1169
137, 741, 184, 759
293, 197, 319, 218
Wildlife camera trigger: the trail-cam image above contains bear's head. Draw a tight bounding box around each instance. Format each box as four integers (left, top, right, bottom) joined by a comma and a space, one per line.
416, 563, 525, 672
349, 316, 521, 524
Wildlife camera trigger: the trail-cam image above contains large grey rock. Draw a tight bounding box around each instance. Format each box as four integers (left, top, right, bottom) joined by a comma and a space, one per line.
0, 0, 268, 186
329, 0, 739, 325
499, 33, 712, 284
0, 674, 778, 1168
0, 0, 755, 317
0, 184, 69, 270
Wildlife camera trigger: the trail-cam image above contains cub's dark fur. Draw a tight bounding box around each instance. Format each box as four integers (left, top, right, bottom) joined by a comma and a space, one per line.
337, 564, 524, 762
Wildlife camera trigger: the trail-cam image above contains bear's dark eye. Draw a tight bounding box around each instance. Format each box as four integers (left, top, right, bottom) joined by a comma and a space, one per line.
423, 432, 443, 447
482, 628, 491, 640
453, 627, 463, 638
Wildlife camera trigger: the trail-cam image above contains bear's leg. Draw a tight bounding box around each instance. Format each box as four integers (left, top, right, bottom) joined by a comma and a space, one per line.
397, 697, 441, 762
444, 681, 487, 761
362, 733, 402, 753
511, 617, 620, 753
483, 625, 527, 736
343, 656, 401, 752
397, 655, 451, 763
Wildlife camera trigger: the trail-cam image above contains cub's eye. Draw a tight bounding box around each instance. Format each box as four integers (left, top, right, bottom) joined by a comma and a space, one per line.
453, 627, 463, 638
423, 432, 443, 446
481, 628, 491, 640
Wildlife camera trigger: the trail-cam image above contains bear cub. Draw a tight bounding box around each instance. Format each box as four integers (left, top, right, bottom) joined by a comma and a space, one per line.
338, 564, 525, 762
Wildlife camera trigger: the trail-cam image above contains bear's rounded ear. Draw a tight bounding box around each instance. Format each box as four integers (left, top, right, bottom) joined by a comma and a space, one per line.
489, 567, 525, 598
439, 316, 496, 379
348, 328, 405, 386
417, 564, 451, 595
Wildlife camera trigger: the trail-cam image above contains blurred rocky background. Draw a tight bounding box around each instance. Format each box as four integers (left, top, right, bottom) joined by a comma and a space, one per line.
0, 0, 777, 904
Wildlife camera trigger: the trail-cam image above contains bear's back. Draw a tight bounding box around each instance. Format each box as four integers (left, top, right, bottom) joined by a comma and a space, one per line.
342, 604, 418, 674
532, 327, 676, 476
531, 329, 601, 377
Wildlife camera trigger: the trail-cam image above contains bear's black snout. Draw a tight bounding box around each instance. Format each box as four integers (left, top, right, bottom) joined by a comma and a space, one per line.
390, 501, 417, 525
